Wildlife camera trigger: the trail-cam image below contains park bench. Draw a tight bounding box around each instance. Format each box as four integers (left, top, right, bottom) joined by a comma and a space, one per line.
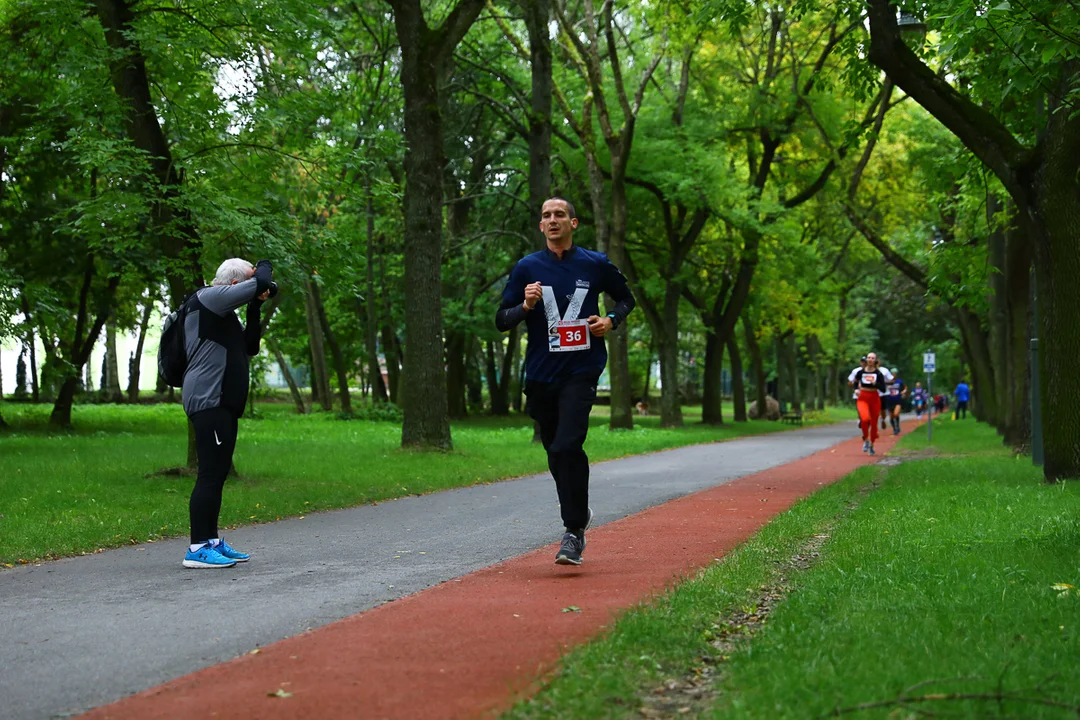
778, 402, 803, 426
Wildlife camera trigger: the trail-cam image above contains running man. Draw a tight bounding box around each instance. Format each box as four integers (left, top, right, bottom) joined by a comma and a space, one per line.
954, 379, 971, 419
495, 197, 636, 566
885, 370, 907, 435
911, 381, 928, 419
181, 258, 274, 568
853, 352, 888, 455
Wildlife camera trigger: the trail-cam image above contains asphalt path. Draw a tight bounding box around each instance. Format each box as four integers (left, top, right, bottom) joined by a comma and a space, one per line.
1, 421, 859, 720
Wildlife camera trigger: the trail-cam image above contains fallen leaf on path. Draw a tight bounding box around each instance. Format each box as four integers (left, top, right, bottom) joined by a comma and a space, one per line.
268, 689, 292, 698
562, 606, 581, 613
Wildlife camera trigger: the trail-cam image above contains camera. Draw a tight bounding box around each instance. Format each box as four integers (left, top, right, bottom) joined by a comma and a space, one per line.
268, 281, 279, 298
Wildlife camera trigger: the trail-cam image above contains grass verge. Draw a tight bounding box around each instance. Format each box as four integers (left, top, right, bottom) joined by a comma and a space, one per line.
0, 402, 855, 564
505, 420, 1080, 719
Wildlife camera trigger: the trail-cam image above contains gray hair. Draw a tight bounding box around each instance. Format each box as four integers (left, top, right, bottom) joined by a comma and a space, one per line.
212, 258, 254, 286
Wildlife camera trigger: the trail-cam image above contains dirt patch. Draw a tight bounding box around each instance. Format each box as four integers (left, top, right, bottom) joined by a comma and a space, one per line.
888, 447, 942, 460
637, 472, 885, 719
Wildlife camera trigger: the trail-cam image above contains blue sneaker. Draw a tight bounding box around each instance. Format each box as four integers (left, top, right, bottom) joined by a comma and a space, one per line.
214, 538, 250, 563
183, 544, 237, 569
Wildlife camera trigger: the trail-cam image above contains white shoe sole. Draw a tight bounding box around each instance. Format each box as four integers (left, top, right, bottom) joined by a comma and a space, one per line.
182, 559, 237, 568
555, 555, 582, 566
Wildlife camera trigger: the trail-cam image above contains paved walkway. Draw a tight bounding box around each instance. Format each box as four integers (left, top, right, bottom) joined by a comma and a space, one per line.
1, 421, 905, 720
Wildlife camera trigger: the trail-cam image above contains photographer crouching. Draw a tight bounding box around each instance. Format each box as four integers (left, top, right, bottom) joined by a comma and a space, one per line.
181, 258, 276, 568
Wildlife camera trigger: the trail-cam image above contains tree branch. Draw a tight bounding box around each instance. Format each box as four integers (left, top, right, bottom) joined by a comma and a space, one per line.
865, 0, 1033, 198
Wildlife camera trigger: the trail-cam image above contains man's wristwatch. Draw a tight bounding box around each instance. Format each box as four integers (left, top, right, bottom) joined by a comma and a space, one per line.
606, 312, 619, 329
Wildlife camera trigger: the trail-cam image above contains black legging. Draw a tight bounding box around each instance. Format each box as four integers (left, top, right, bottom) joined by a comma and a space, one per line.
956, 400, 968, 419
525, 373, 598, 532
189, 407, 240, 544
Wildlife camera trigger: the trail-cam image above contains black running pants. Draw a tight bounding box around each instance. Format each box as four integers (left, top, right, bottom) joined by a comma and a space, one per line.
526, 373, 598, 532
956, 400, 968, 418
189, 407, 240, 544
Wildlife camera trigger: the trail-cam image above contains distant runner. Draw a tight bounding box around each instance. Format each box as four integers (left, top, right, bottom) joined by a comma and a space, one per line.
884, 370, 907, 435
849, 359, 892, 432
911, 381, 928, 419
853, 352, 888, 455
954, 379, 971, 419
495, 197, 636, 566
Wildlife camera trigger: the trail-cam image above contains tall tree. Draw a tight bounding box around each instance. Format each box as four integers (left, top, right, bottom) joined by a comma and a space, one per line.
554, 0, 665, 430
866, 0, 1080, 479
385, 0, 486, 449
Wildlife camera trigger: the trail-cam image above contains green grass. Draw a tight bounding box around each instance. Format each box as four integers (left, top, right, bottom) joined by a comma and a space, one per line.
0, 401, 855, 563
506, 420, 1080, 719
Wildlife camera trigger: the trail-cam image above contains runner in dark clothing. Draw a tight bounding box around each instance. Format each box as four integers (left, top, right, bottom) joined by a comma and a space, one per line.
911, 382, 928, 419
496, 197, 636, 566
181, 258, 274, 568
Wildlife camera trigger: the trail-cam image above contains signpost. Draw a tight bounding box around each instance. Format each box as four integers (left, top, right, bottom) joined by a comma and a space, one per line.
923, 351, 936, 443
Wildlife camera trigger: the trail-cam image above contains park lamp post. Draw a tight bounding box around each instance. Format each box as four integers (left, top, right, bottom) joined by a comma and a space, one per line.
897, 10, 928, 47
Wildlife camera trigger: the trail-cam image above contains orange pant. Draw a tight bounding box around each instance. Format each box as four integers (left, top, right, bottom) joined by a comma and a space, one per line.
857, 390, 881, 442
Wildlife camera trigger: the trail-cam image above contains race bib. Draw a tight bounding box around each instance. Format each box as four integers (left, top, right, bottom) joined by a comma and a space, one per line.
542, 285, 591, 353
861, 372, 877, 387
551, 320, 591, 352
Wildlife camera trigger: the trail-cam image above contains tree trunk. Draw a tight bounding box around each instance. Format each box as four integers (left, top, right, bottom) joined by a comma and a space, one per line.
655, 287, 683, 427
446, 330, 468, 419
303, 279, 332, 412
387, 0, 483, 450
727, 333, 747, 422
523, 0, 552, 246
48, 257, 119, 427
485, 341, 504, 416
126, 298, 153, 402
268, 337, 307, 414
773, 336, 786, 408
499, 325, 519, 415
833, 292, 849, 406
807, 335, 825, 411
105, 318, 123, 403
50, 377, 80, 429
701, 329, 724, 425
381, 324, 401, 404
310, 280, 352, 414
1033, 142, 1080, 480
20, 294, 40, 402
987, 203, 1009, 436
954, 309, 996, 425
1002, 224, 1031, 449
744, 319, 767, 411
785, 335, 801, 413
365, 188, 388, 404
606, 154, 635, 431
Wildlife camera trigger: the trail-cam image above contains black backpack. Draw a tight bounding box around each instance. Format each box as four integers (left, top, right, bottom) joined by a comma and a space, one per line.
158, 293, 197, 388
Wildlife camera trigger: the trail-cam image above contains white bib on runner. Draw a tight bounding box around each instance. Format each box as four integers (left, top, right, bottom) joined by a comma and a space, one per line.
542, 286, 591, 352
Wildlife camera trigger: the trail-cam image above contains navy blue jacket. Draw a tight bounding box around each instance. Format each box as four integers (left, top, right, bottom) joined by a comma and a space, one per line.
496, 246, 635, 383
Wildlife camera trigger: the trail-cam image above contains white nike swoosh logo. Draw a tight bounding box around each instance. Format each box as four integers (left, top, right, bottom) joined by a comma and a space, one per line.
214, 431, 222, 446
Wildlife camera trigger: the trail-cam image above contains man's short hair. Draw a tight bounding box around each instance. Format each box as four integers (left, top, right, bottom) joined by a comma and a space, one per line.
213, 258, 254, 286
544, 196, 576, 219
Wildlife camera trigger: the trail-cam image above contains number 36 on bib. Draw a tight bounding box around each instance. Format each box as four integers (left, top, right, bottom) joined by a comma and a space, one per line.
549, 319, 591, 352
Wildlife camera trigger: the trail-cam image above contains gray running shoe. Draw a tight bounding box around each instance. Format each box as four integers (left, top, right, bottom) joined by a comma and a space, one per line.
555, 531, 585, 565
862, 440, 870, 453
868, 445, 876, 456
